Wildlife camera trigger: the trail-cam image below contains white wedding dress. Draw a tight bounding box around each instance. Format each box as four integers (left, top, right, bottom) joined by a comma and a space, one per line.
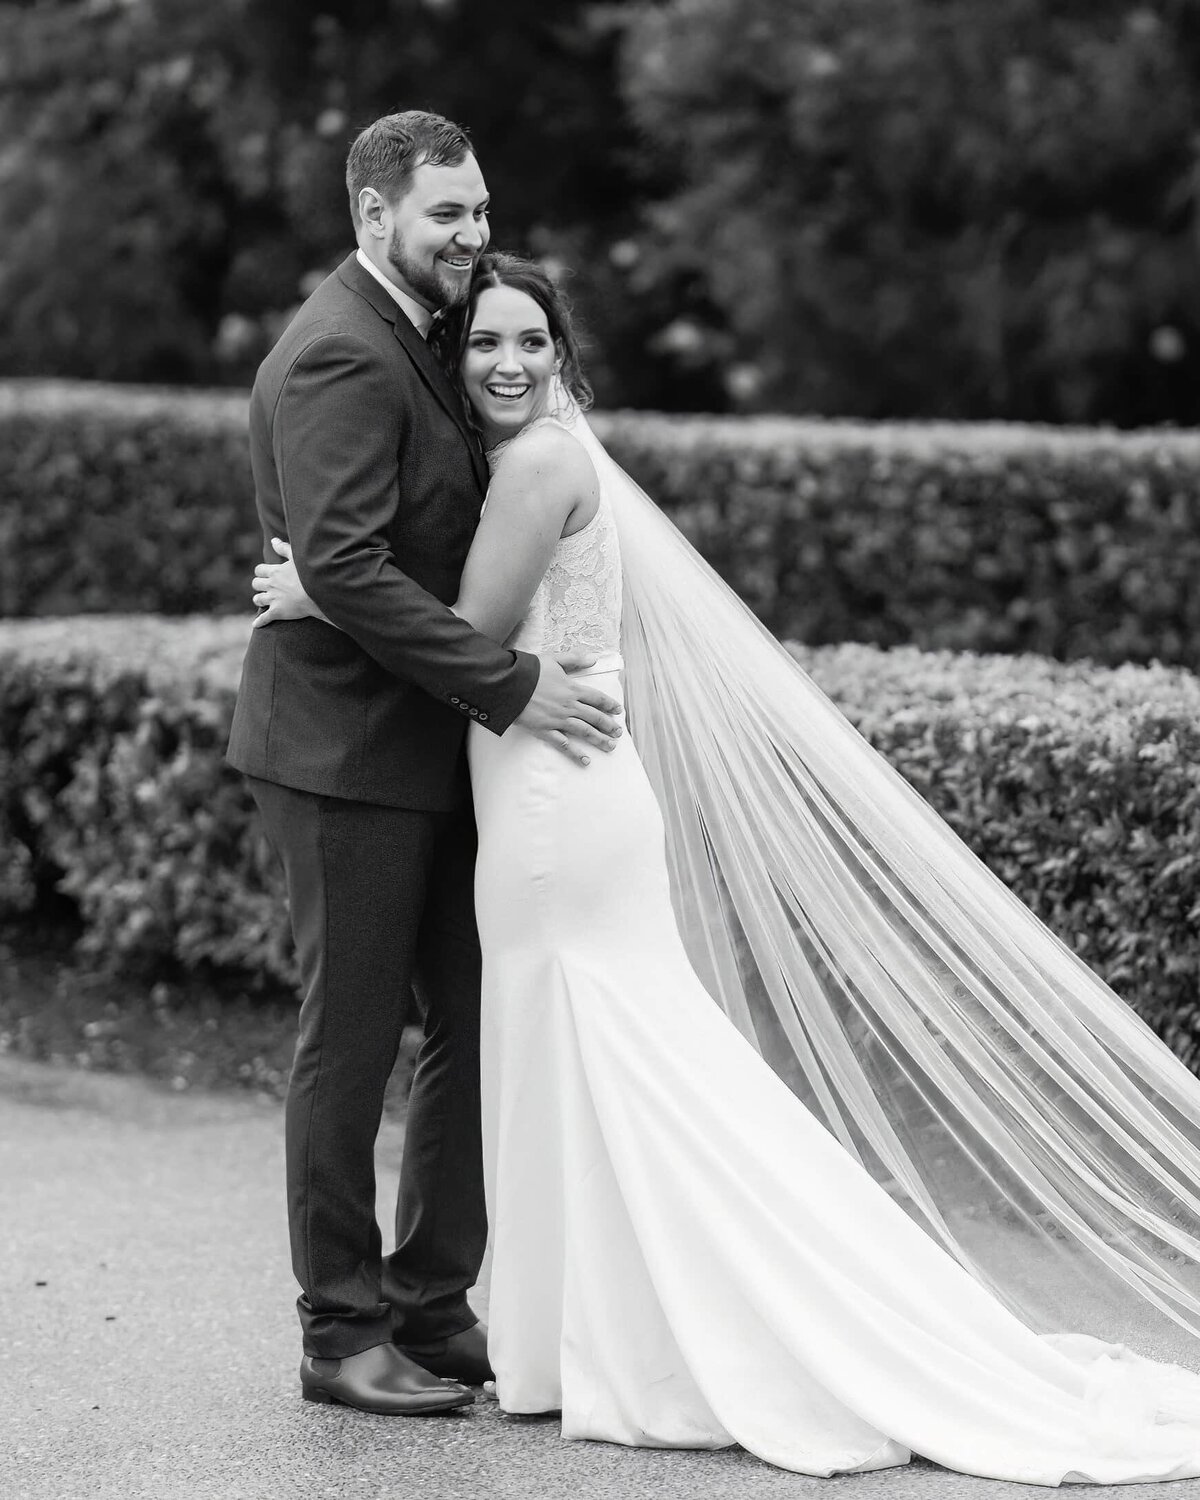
467, 419, 1200, 1483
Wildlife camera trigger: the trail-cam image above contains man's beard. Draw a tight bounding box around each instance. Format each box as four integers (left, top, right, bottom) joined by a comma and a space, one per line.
386, 229, 472, 310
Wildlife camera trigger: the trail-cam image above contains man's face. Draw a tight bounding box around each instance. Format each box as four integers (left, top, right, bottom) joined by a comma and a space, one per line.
373, 155, 490, 311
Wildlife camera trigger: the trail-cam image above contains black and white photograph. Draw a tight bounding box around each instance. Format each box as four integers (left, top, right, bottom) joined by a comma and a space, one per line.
5, 3, 1200, 1498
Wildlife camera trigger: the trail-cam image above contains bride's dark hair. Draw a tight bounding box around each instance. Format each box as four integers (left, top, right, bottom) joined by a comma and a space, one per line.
430, 251, 594, 425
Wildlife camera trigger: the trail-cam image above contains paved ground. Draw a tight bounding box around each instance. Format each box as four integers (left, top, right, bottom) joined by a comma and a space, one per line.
4, 1055, 1200, 1500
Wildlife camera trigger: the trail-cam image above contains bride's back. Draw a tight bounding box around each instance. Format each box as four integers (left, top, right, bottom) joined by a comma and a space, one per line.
489, 416, 624, 666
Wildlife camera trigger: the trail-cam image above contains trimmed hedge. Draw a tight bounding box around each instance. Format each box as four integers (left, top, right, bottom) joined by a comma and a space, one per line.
609, 415, 1200, 667
0, 382, 254, 617
0, 616, 290, 983
5, 380, 1200, 666
2, 616, 1199, 1064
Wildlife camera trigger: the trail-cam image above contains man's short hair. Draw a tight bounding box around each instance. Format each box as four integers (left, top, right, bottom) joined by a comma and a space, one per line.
346, 110, 473, 228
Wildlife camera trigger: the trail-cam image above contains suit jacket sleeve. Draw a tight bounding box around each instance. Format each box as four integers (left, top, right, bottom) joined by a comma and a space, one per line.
272, 329, 539, 733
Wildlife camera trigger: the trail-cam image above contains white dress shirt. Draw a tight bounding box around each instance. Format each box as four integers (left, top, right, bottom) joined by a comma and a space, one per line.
355, 248, 433, 340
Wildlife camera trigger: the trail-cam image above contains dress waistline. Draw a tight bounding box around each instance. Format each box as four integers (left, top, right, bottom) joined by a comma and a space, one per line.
567, 651, 624, 678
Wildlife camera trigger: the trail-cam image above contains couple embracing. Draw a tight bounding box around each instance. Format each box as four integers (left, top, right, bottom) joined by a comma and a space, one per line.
230, 109, 1200, 1484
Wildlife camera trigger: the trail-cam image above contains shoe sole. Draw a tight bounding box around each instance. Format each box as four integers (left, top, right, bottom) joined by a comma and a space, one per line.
302, 1386, 474, 1415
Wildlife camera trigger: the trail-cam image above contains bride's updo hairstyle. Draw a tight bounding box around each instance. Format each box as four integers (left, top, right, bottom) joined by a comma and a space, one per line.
431, 251, 594, 423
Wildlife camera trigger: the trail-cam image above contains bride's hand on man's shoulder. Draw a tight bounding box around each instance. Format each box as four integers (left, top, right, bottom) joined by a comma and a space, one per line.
251, 537, 328, 627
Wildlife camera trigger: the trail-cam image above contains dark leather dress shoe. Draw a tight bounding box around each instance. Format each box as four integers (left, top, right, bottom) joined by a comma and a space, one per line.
301, 1342, 473, 1415
398, 1321, 495, 1385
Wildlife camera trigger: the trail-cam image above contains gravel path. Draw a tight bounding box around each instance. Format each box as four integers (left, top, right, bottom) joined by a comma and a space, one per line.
3, 1055, 1200, 1500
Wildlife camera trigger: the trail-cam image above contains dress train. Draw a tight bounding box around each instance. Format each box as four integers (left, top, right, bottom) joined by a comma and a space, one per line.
469, 677, 1200, 1485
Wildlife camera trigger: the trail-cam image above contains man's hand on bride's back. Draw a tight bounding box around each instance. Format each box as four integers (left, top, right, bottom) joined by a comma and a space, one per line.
517, 654, 623, 766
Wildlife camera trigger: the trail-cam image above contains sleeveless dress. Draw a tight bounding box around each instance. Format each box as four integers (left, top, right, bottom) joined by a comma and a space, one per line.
466, 419, 1200, 1482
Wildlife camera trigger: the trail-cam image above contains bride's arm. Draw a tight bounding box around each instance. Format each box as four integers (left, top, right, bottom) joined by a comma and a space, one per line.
249, 425, 598, 639
251, 539, 339, 628
453, 424, 598, 642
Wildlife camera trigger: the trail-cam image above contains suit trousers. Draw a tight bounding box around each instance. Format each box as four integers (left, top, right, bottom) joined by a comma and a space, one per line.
248, 776, 487, 1359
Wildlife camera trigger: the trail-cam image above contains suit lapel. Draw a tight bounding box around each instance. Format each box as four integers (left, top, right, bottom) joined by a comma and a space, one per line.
337, 254, 490, 495
390, 311, 491, 494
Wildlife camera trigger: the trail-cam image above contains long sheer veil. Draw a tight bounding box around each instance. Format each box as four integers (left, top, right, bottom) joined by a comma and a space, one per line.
566, 399, 1200, 1360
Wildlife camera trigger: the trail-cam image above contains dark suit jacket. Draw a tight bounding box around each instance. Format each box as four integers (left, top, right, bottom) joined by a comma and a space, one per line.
227, 252, 539, 810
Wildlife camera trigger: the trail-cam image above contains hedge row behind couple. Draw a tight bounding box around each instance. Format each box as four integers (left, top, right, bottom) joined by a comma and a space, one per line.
229, 109, 1200, 1484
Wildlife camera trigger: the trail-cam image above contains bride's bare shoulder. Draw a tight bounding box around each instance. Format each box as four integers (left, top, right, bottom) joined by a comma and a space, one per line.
490, 419, 595, 490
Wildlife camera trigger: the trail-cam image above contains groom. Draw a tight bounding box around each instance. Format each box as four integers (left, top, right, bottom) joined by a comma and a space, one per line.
227, 110, 621, 1415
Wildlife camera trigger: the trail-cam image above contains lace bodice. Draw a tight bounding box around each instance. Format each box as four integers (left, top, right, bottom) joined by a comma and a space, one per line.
486, 417, 623, 661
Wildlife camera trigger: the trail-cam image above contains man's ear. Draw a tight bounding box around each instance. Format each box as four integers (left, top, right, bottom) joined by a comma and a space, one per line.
358, 187, 387, 237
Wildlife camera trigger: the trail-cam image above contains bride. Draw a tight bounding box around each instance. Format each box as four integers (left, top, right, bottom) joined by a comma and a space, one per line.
251, 251, 1200, 1484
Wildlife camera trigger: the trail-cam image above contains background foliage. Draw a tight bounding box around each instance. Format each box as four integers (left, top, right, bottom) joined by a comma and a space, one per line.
3, 4, 1199, 1067
624, 0, 1200, 421
3, 0, 1200, 423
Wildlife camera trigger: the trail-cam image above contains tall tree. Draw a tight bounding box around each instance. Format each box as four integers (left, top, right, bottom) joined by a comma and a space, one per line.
0, 0, 710, 403
0, 0, 250, 380
619, 0, 1200, 423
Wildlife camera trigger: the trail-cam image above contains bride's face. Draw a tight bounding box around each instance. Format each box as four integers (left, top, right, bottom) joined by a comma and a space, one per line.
462, 285, 559, 443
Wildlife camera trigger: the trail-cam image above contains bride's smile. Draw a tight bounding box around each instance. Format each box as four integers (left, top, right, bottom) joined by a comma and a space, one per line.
462, 285, 560, 444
